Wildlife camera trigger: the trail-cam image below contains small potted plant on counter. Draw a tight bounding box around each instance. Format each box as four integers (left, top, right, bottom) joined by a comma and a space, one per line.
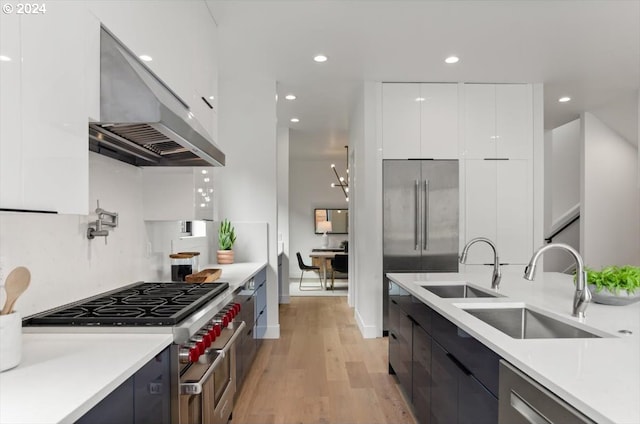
586, 265, 640, 305
217, 219, 237, 264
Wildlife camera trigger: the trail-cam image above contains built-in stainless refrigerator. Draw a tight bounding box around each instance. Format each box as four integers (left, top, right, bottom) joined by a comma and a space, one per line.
383, 159, 459, 332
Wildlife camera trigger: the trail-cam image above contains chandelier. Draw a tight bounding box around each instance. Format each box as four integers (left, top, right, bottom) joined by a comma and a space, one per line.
330, 145, 349, 202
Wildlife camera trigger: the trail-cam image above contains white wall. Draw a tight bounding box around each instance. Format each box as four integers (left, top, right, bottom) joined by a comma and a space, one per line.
213, 77, 279, 338
289, 157, 349, 278
351, 81, 383, 338
581, 112, 640, 267
277, 126, 290, 303
0, 153, 155, 316
544, 119, 581, 272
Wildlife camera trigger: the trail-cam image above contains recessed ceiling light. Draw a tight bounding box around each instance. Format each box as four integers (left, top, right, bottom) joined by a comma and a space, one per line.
313, 54, 328, 63
445, 56, 460, 64
139, 55, 153, 62
285, 94, 297, 100
415, 97, 426, 102
208, 95, 215, 100
558, 96, 571, 103
290, 118, 300, 123
0, 55, 11, 62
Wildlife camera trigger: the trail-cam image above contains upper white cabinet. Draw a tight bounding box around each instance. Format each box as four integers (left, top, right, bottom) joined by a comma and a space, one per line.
464, 159, 533, 265
463, 84, 533, 159
142, 167, 214, 221
382, 83, 420, 159
0, 1, 93, 214
86, 1, 218, 139
382, 83, 459, 159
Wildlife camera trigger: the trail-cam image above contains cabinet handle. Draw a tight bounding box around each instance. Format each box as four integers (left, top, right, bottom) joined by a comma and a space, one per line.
510, 390, 553, 424
407, 314, 418, 325
391, 299, 398, 305
446, 353, 472, 376
483, 158, 509, 161
414, 180, 420, 250
201, 96, 214, 109
390, 333, 398, 340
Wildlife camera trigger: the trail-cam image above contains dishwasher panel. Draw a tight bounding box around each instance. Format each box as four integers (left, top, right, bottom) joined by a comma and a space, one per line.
499, 360, 595, 424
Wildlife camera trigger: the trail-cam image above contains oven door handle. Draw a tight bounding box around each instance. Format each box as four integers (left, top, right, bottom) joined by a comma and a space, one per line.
180, 320, 246, 395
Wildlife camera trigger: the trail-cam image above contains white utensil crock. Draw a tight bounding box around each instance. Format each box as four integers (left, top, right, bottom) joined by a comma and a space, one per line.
0, 311, 22, 372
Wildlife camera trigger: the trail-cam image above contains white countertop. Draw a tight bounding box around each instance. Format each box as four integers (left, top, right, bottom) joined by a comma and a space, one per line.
0, 333, 173, 424
0, 262, 267, 424
387, 270, 640, 424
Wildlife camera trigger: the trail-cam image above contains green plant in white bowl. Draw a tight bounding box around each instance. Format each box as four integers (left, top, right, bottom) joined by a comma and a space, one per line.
585, 265, 640, 305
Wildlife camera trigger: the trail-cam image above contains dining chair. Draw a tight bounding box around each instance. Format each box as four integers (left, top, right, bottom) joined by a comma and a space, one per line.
296, 252, 323, 290
330, 254, 348, 290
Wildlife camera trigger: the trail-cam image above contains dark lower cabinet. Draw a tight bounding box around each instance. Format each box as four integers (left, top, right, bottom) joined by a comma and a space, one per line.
459, 373, 498, 424
430, 341, 458, 424
389, 298, 413, 400
412, 324, 432, 424
431, 340, 498, 424
388, 291, 499, 424
76, 347, 171, 424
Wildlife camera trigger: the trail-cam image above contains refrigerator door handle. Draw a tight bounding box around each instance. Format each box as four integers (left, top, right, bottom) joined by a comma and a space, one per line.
424, 179, 429, 250
414, 180, 420, 250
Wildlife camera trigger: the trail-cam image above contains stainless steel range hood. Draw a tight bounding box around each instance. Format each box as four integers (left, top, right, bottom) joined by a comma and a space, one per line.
89, 27, 225, 167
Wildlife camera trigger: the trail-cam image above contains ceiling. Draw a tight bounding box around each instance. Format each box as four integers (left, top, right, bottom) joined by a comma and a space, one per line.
208, 0, 640, 160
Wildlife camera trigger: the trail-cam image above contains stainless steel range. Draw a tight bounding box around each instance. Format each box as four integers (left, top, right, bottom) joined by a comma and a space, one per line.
23, 281, 245, 424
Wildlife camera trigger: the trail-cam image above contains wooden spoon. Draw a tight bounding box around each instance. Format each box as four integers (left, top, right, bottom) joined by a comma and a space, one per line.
1, 266, 31, 315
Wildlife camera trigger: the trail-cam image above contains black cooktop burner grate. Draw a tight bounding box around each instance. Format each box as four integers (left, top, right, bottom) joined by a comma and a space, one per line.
25, 282, 229, 326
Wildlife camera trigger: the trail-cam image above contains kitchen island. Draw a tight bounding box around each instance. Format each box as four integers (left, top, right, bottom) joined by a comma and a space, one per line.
387, 269, 640, 424
0, 261, 267, 424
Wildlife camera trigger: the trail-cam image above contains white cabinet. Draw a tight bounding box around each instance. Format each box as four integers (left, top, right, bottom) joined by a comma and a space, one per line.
0, 1, 92, 214
463, 84, 532, 159
382, 83, 458, 159
86, 1, 218, 139
464, 159, 532, 265
419, 83, 459, 158
0, 5, 22, 210
382, 83, 421, 159
142, 167, 214, 221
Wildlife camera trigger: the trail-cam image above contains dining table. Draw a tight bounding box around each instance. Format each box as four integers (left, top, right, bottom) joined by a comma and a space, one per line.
308, 251, 346, 290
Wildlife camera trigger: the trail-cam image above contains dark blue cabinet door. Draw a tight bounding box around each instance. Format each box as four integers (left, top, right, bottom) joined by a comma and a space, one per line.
389, 299, 413, 400
430, 341, 458, 424
413, 324, 432, 424
459, 374, 498, 424
76, 377, 134, 424
134, 347, 171, 424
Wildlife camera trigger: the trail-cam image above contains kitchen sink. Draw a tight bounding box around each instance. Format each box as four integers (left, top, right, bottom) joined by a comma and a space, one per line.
462, 307, 605, 339
422, 284, 501, 298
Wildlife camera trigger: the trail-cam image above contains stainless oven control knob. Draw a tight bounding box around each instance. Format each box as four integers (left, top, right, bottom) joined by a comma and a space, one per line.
214, 313, 230, 328
179, 343, 201, 363
210, 322, 221, 337
195, 331, 212, 348
206, 324, 219, 341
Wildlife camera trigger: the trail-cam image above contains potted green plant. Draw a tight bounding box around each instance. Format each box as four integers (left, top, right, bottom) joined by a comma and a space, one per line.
585, 265, 640, 305
217, 219, 237, 264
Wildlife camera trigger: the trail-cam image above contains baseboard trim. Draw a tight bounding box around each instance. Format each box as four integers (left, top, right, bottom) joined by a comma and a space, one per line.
279, 295, 290, 304
261, 324, 280, 339
355, 308, 379, 339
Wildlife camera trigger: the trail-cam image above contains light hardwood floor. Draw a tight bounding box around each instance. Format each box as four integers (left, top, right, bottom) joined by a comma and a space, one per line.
233, 297, 417, 424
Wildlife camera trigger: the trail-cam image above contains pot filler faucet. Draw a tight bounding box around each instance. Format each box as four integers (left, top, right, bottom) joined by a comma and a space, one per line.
524, 243, 592, 319
459, 237, 502, 290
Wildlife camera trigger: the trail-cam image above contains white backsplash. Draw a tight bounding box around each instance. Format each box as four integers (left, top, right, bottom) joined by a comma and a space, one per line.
0, 153, 156, 317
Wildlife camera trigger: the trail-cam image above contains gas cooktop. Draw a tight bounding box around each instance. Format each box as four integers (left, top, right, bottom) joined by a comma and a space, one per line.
24, 282, 229, 326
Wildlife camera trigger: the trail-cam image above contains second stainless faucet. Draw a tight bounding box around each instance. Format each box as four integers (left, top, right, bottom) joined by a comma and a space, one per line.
460, 237, 502, 290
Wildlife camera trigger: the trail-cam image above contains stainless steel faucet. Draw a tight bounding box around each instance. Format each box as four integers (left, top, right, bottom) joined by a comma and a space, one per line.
523, 243, 592, 319
87, 201, 119, 242
460, 237, 502, 290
